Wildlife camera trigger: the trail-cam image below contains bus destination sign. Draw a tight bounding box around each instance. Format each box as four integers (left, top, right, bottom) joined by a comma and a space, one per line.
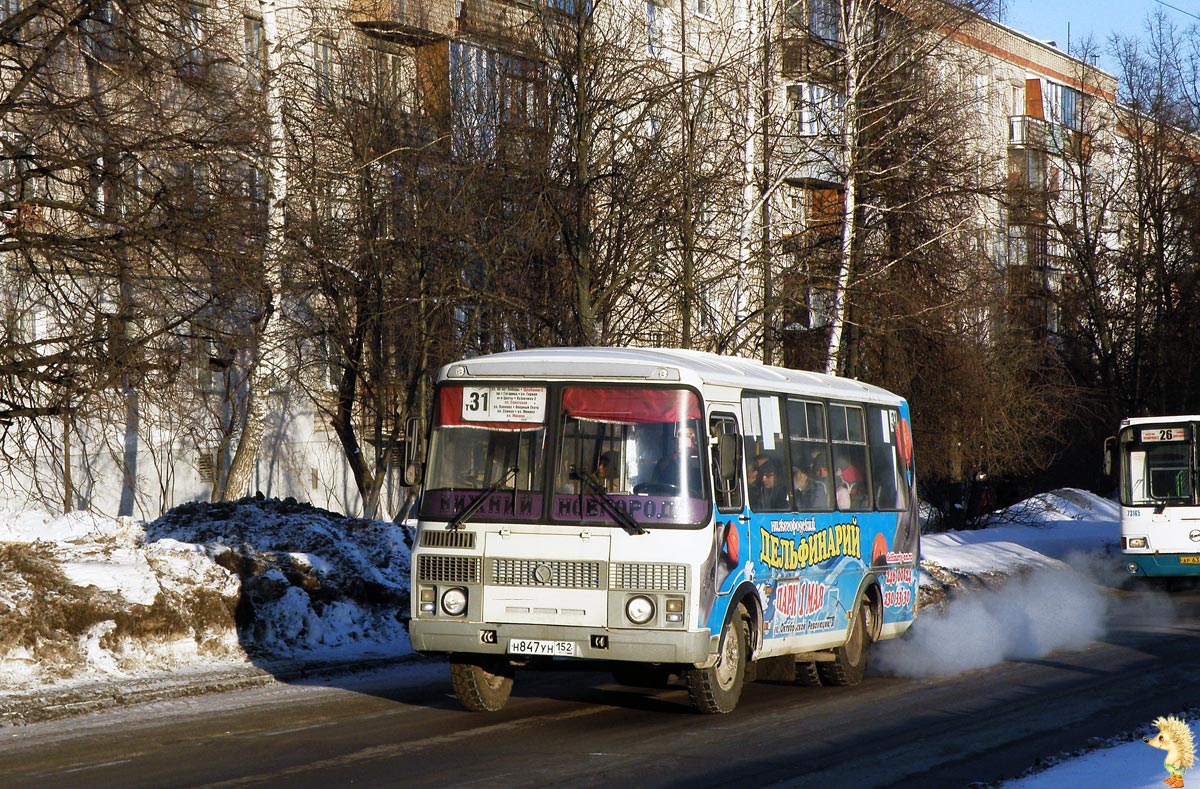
1142, 427, 1188, 443
461, 386, 546, 424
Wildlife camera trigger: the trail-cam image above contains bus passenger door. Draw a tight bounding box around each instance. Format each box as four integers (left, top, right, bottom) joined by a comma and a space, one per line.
701, 412, 745, 628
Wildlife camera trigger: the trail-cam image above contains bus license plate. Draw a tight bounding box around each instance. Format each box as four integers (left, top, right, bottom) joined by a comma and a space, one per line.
508, 639, 577, 657
1181, 557, 1200, 565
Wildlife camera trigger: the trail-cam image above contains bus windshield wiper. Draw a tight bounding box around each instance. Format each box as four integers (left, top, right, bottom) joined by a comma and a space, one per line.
448, 466, 518, 531
572, 464, 647, 536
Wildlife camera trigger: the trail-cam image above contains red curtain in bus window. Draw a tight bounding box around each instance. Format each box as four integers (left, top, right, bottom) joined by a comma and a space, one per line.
435, 386, 545, 430
561, 387, 701, 424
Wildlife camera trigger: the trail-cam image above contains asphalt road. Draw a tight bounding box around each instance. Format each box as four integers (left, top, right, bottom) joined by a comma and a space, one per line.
3, 587, 1199, 788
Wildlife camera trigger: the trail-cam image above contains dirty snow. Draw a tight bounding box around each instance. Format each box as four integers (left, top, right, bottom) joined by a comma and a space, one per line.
0, 496, 411, 697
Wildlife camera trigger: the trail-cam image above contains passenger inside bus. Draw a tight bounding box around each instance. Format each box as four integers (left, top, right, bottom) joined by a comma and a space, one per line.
652, 425, 702, 491
835, 453, 863, 510
794, 464, 827, 509
596, 451, 620, 492
749, 458, 789, 510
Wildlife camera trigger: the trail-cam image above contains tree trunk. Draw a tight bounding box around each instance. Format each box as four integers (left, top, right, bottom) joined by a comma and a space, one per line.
223, 0, 288, 500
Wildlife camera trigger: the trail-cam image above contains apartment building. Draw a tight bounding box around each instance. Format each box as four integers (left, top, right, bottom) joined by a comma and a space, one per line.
0, 0, 1148, 517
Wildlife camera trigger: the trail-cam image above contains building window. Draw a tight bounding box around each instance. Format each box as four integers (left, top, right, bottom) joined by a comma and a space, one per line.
646, 1, 667, 59
691, 72, 714, 127
499, 53, 544, 131
179, 2, 205, 74
1059, 84, 1081, 131
314, 36, 335, 103
244, 17, 263, 90
788, 82, 841, 136
368, 47, 414, 111
785, 0, 841, 43
87, 157, 107, 217
1010, 149, 1045, 190
1, 0, 20, 41
82, 0, 120, 59
693, 0, 712, 17
450, 40, 499, 156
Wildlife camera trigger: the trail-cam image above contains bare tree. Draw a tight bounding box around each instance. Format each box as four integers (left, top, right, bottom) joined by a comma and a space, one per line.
0, 0, 263, 514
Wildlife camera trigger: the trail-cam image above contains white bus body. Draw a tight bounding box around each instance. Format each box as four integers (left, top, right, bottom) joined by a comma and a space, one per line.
1116, 415, 1200, 577
408, 348, 919, 713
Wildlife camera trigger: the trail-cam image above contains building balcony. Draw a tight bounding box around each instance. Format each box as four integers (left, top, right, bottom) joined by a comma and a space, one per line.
780, 36, 844, 82
1008, 115, 1050, 149
349, 0, 454, 43
1008, 115, 1082, 158
778, 133, 844, 188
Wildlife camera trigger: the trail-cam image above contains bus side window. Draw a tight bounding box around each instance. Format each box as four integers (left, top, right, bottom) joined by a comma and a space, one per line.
868, 406, 909, 511
787, 397, 833, 512
710, 414, 743, 512
830, 403, 872, 511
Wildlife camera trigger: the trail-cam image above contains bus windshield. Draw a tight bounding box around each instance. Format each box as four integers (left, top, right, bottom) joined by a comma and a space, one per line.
420, 385, 548, 521
1121, 424, 1196, 506
419, 383, 710, 527
552, 386, 709, 527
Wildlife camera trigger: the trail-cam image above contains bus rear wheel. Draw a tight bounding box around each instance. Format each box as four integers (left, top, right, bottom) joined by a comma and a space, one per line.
450, 655, 514, 712
793, 661, 822, 687
817, 600, 872, 687
686, 603, 748, 714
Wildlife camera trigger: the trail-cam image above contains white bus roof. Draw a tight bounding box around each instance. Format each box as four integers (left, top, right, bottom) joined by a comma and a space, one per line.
1122, 415, 1200, 426
437, 347, 905, 405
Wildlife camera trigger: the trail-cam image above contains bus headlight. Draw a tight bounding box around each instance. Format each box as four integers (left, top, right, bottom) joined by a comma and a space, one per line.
1127, 536, 1148, 549
441, 587, 468, 616
626, 595, 655, 625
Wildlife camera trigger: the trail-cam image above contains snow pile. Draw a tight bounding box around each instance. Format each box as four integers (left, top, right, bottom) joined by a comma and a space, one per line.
918, 487, 1122, 602
0, 497, 411, 691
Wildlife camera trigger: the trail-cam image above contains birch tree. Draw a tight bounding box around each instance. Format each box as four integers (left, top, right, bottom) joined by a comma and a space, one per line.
220, 0, 289, 500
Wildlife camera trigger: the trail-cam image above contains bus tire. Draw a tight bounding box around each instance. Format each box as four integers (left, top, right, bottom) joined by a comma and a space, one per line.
687, 603, 748, 714
817, 600, 872, 687
794, 661, 822, 687
450, 655, 514, 712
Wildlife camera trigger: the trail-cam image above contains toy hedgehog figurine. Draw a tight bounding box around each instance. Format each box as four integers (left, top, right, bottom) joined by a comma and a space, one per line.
1146, 715, 1196, 788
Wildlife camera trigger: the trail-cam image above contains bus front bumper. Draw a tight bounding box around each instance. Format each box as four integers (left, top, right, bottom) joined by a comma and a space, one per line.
1122, 553, 1200, 576
410, 619, 717, 665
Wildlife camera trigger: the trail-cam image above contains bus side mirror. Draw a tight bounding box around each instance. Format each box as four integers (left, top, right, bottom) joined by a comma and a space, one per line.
715, 433, 739, 482
403, 415, 425, 487
1103, 436, 1115, 478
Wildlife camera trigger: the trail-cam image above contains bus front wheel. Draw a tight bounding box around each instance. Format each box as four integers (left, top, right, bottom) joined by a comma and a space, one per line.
817, 600, 872, 686
450, 655, 514, 712
686, 603, 748, 714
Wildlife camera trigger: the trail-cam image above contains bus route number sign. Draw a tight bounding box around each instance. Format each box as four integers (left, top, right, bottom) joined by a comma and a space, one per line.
461, 387, 546, 424
1142, 428, 1188, 443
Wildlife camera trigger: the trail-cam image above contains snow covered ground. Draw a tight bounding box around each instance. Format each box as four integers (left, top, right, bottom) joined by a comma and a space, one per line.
0, 487, 1189, 785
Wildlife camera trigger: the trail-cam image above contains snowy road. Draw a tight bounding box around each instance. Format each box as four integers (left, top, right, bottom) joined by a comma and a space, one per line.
1, 586, 1198, 788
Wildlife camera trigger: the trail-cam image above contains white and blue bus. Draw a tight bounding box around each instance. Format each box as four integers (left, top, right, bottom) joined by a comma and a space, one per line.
407, 348, 919, 713
1113, 415, 1200, 577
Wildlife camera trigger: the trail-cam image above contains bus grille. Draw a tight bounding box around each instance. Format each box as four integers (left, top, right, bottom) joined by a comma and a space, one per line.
610, 562, 687, 592
491, 558, 602, 589
419, 554, 481, 584
420, 530, 477, 550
